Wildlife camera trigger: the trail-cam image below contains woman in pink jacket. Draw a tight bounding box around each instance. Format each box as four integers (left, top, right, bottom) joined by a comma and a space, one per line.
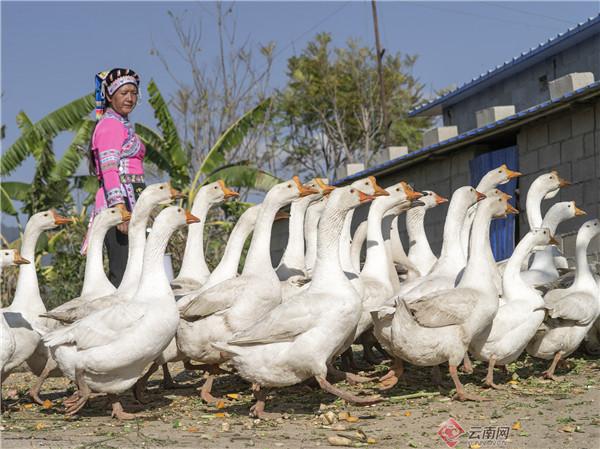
84, 68, 146, 287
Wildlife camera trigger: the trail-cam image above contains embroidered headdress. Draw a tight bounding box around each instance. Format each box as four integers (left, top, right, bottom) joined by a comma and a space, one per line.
95, 68, 140, 119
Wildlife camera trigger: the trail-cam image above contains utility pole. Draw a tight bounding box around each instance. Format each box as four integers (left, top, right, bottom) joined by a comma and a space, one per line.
371, 0, 390, 149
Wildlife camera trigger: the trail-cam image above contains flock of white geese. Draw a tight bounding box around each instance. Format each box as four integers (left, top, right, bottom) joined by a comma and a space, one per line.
1, 166, 599, 420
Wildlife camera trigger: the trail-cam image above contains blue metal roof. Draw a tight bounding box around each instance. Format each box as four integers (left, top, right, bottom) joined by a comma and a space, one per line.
409, 14, 600, 117
335, 80, 600, 185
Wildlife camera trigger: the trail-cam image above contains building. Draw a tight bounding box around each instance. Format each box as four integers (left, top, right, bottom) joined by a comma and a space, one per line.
333, 14, 600, 264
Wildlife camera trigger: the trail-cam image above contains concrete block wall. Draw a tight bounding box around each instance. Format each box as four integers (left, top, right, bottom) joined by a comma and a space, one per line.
443, 34, 600, 133
517, 97, 600, 260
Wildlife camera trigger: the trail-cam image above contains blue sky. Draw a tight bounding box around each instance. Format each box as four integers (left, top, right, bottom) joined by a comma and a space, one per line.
2, 1, 599, 225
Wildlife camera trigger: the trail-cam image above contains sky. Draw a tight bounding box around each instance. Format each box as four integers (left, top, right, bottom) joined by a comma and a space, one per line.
2, 1, 600, 227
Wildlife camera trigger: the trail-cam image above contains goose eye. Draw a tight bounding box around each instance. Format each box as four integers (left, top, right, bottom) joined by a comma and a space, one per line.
44, 213, 48, 217
350, 189, 355, 194
160, 186, 164, 190
287, 184, 292, 188
214, 186, 218, 189
111, 210, 115, 214
178, 208, 182, 213
549, 176, 554, 179
396, 188, 400, 192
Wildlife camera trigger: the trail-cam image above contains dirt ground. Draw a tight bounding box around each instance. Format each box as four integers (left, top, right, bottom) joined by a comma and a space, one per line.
1, 349, 599, 449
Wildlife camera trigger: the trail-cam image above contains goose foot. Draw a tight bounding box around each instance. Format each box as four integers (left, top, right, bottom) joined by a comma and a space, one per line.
29, 358, 55, 405
481, 357, 505, 390
161, 364, 188, 390
379, 359, 404, 390
345, 372, 371, 385
449, 364, 489, 402
65, 370, 90, 416
132, 362, 159, 404
460, 353, 474, 374
249, 384, 278, 419
482, 379, 505, 390
316, 376, 381, 405
542, 352, 564, 381
340, 348, 359, 372
199, 368, 224, 405
110, 396, 147, 420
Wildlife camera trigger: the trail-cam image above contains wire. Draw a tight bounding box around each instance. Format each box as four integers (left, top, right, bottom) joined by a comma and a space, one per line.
413, 2, 559, 31
484, 2, 580, 26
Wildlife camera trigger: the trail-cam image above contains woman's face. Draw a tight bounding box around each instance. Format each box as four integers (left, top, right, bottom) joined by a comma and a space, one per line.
108, 83, 138, 116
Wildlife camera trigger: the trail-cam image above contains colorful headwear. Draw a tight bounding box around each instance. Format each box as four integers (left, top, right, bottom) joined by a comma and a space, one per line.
94, 68, 140, 120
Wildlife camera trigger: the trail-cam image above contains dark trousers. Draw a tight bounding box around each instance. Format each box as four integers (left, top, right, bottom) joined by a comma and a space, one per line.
103, 182, 145, 288
105, 227, 129, 287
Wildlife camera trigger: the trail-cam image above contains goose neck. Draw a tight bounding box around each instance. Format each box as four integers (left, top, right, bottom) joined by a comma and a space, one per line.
80, 222, 114, 297
11, 223, 44, 312
407, 206, 434, 259
279, 198, 311, 270
177, 191, 212, 279
305, 204, 324, 272
136, 222, 176, 300
503, 235, 541, 301
311, 207, 351, 291
361, 203, 391, 282
526, 184, 546, 229
241, 197, 281, 277
459, 205, 495, 289
438, 197, 468, 267
117, 199, 154, 294
339, 210, 357, 275
573, 233, 596, 290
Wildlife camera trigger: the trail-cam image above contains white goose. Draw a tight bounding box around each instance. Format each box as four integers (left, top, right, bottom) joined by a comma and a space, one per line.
470, 228, 556, 388
277, 178, 331, 282
520, 201, 585, 287
0, 250, 30, 377
175, 177, 318, 403
42, 183, 180, 323
215, 186, 381, 418
399, 186, 486, 302
460, 164, 521, 259
1, 210, 72, 381
43, 206, 199, 419
526, 219, 600, 380
406, 190, 448, 276
376, 196, 516, 400
172, 180, 239, 293
30, 185, 180, 404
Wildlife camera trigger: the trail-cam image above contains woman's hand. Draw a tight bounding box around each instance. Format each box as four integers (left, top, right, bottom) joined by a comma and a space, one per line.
117, 222, 129, 235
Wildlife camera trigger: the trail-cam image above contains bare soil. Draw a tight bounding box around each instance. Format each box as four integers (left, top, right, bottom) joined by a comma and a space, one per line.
1, 349, 599, 449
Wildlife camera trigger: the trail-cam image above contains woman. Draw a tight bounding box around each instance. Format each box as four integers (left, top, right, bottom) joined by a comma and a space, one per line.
83, 68, 146, 287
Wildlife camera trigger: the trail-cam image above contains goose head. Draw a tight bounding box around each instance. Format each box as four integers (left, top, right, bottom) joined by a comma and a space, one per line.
140, 182, 185, 206
152, 206, 201, 234
200, 180, 240, 205
377, 181, 423, 211
328, 185, 377, 213
531, 171, 570, 200
420, 190, 448, 209
578, 219, 600, 245
293, 178, 326, 204
528, 228, 559, 252
265, 176, 319, 207
543, 201, 586, 230
94, 205, 131, 232
315, 178, 335, 196
0, 249, 30, 268
351, 176, 389, 197
452, 186, 487, 213
479, 164, 521, 189
28, 209, 73, 233
486, 194, 519, 219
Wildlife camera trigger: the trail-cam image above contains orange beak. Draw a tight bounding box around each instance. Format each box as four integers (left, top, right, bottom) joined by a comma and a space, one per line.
505, 203, 519, 215
552, 170, 571, 187
358, 189, 377, 203
274, 210, 290, 221
316, 178, 335, 196
51, 210, 74, 226
185, 211, 201, 224
475, 191, 486, 202
501, 192, 513, 201
117, 204, 131, 223
293, 176, 319, 197
169, 183, 185, 199
434, 193, 448, 205
13, 250, 30, 265
401, 182, 423, 201
368, 176, 390, 197
502, 165, 522, 179
217, 180, 240, 199
574, 204, 586, 216
549, 235, 560, 246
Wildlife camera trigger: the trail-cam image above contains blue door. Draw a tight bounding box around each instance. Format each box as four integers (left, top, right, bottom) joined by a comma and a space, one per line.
469, 146, 518, 261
